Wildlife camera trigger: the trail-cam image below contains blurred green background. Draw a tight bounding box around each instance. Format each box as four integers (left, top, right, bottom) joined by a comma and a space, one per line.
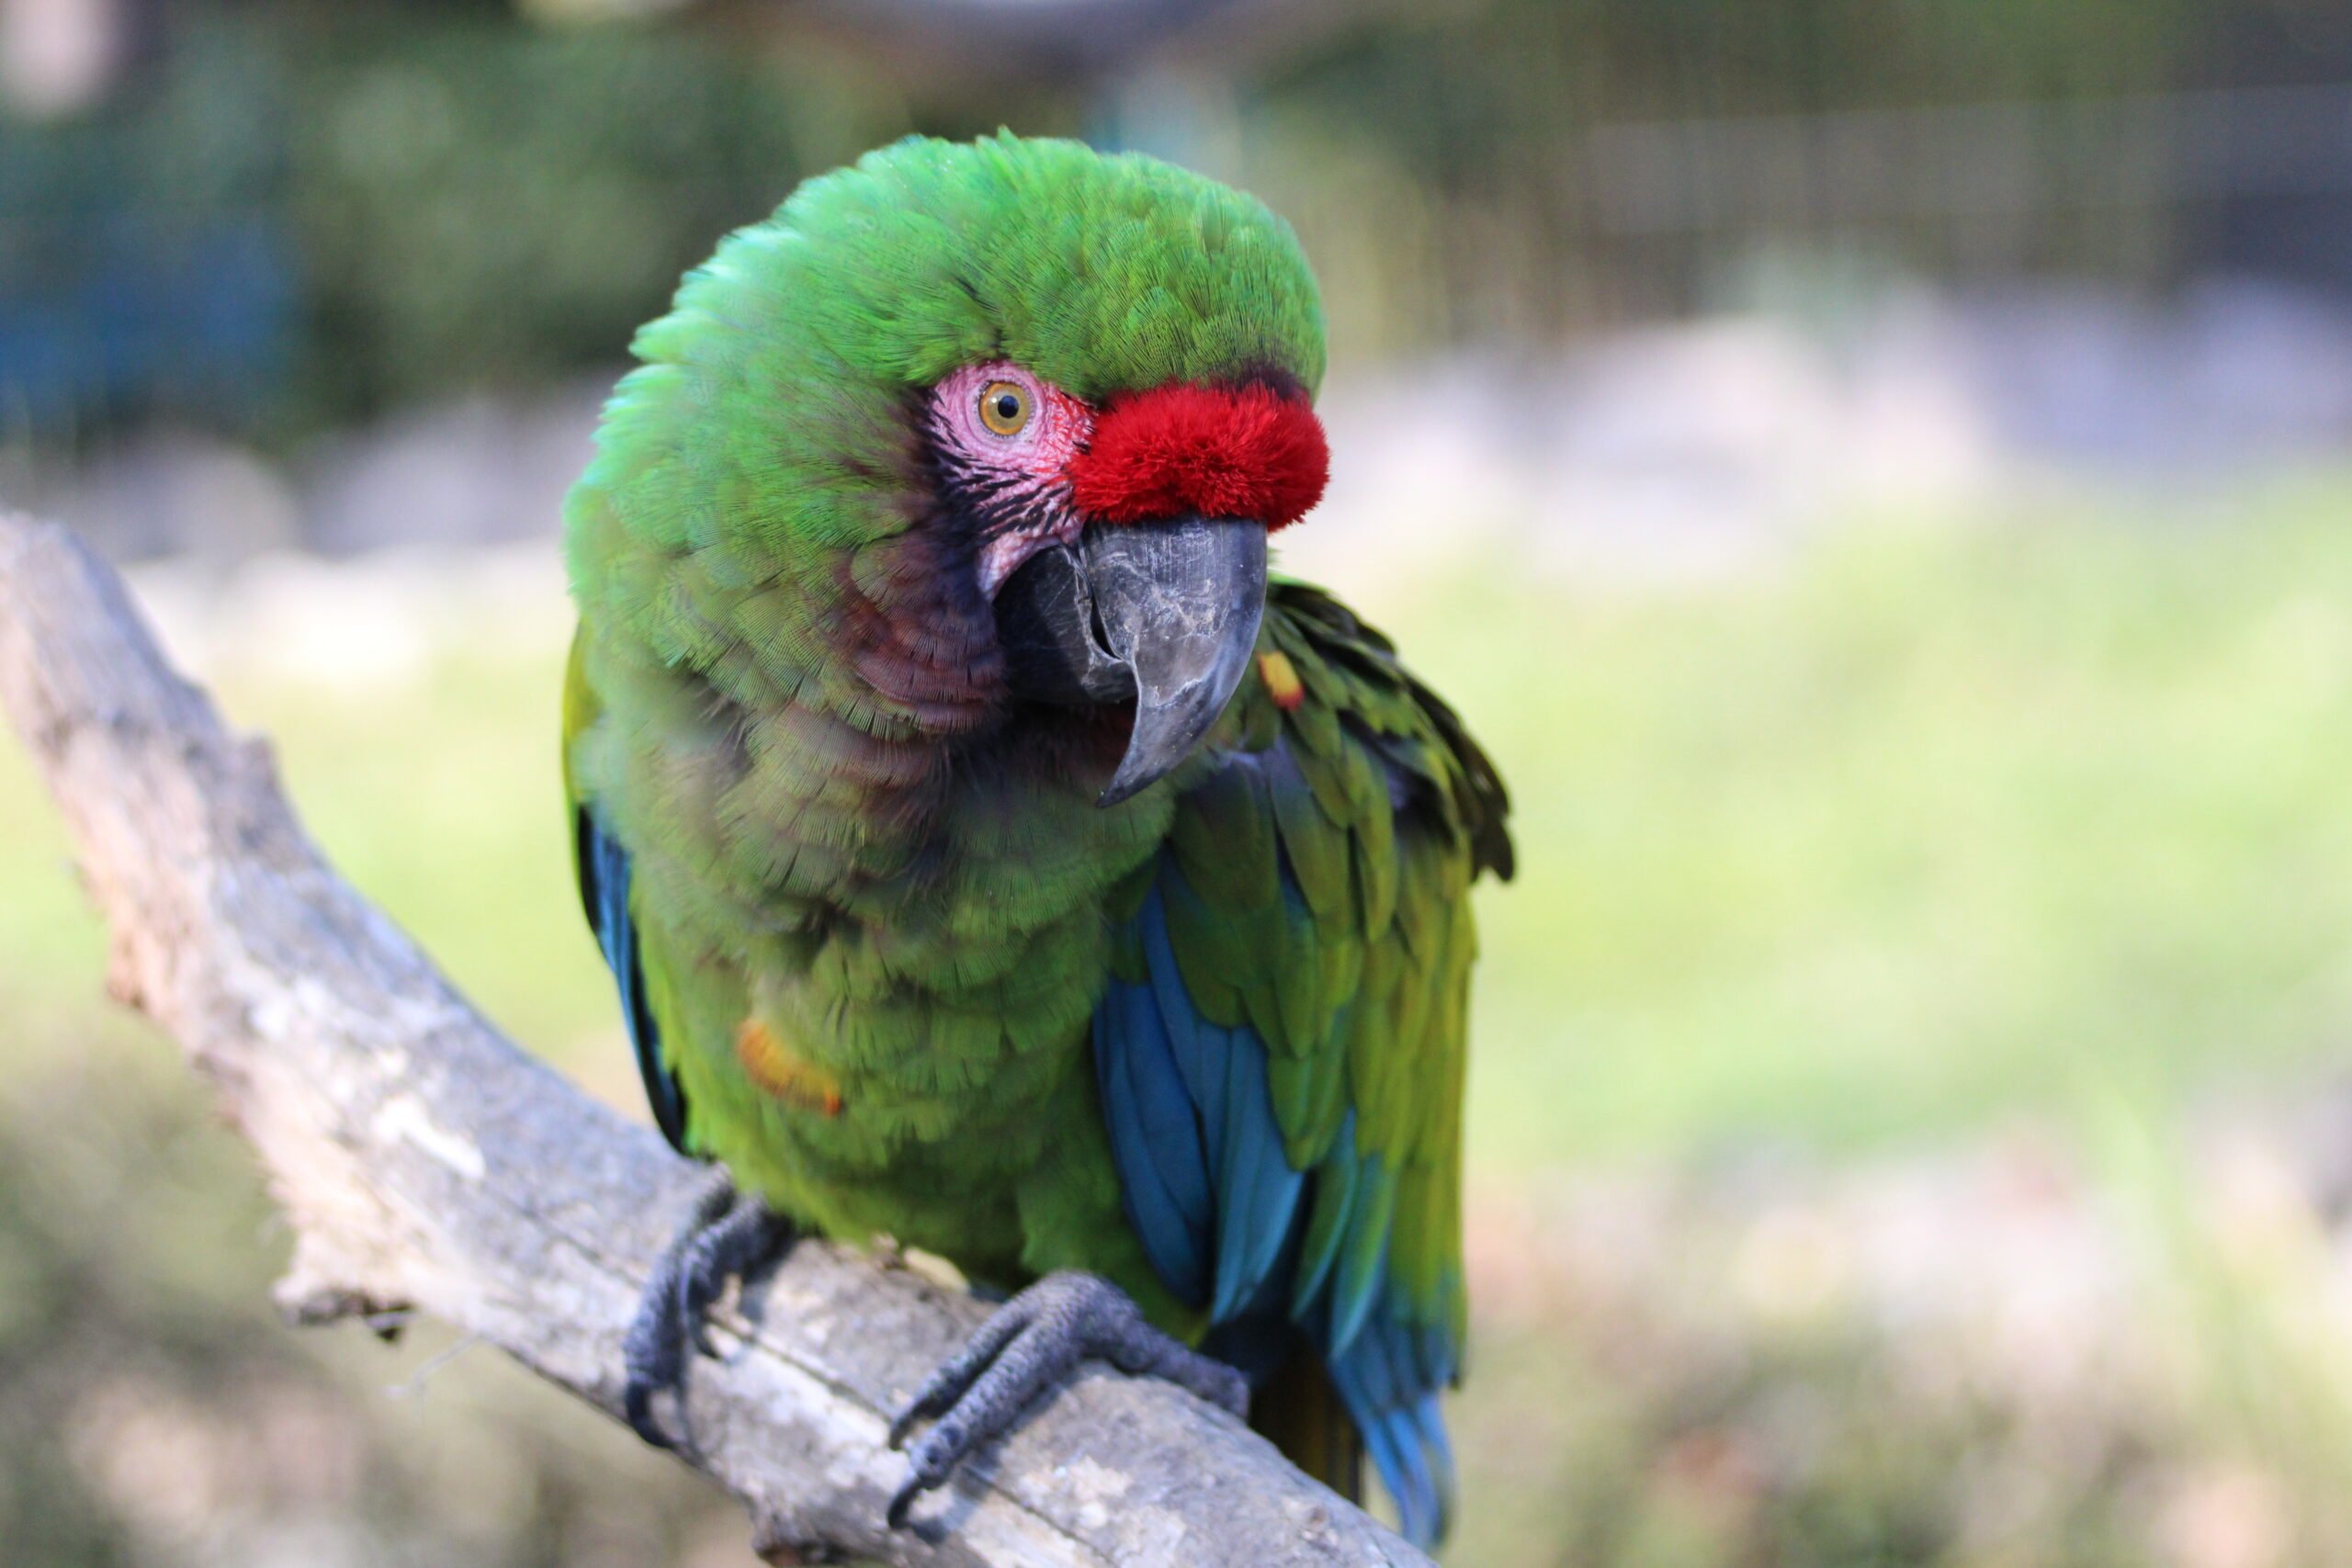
11, 2, 2352, 1564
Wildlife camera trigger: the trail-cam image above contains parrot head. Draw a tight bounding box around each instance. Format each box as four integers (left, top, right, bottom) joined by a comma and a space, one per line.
931, 356, 1325, 802
569, 132, 1329, 806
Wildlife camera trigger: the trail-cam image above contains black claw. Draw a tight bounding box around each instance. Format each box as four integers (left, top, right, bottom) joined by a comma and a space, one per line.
621, 1169, 791, 1451
884, 1272, 1249, 1529
886, 1475, 923, 1532
623, 1326, 678, 1446
888, 1418, 967, 1529
886, 1406, 921, 1452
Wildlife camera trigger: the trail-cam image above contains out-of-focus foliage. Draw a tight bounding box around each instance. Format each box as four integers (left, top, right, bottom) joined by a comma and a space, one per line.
2, 5, 886, 439
0, 22, 291, 434
279, 13, 813, 429
13, 0, 2341, 441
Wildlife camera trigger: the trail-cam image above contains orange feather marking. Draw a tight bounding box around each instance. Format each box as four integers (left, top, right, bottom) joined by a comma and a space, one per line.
735, 1019, 845, 1117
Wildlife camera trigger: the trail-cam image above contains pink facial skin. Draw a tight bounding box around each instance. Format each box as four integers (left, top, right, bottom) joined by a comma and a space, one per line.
927, 361, 1094, 597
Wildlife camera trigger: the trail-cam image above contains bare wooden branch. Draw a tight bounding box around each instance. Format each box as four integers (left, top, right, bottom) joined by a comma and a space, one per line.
0, 513, 1428, 1568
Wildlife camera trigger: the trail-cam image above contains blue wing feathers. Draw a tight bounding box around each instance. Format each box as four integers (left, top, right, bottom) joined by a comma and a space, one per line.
575, 807, 687, 1153
1094, 852, 1458, 1547
1143, 887, 1227, 1128
1092, 983, 1213, 1307
1119, 987, 1216, 1238
1328, 1303, 1453, 1546
1418, 1393, 1458, 1514
1419, 1310, 1459, 1388
1351, 1397, 1419, 1541
1347, 1375, 1438, 1547
1329, 1162, 1397, 1359
1211, 1026, 1307, 1322
1287, 1111, 1360, 1315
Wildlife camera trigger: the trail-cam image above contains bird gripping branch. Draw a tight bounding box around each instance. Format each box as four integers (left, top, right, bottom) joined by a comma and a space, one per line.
564, 132, 1513, 1549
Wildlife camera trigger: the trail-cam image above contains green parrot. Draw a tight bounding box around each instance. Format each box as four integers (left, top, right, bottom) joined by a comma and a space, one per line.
561, 131, 1511, 1547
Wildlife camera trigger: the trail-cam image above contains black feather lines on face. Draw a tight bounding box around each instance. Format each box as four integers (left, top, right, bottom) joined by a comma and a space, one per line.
899, 395, 1060, 728
917, 390, 1071, 589
913, 394, 1125, 789
908, 397, 997, 609
930, 425, 1058, 552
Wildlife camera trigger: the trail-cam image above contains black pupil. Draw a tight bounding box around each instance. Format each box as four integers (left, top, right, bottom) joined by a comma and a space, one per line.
993, 392, 1021, 422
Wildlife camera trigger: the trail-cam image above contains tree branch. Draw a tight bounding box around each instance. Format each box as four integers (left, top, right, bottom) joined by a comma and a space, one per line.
0, 513, 1428, 1568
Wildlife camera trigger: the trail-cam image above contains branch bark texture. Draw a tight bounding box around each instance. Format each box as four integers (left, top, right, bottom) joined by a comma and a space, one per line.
0, 514, 1429, 1568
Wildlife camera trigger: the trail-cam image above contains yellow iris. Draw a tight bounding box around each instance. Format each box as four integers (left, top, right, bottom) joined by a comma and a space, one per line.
978, 379, 1031, 436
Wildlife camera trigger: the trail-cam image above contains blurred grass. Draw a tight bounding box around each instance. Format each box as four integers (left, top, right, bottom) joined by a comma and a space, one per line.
12, 477, 2352, 1168
1428, 475, 2352, 1165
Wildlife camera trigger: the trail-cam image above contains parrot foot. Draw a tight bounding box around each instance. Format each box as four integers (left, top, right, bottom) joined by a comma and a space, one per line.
884, 1270, 1248, 1529
623, 1168, 793, 1450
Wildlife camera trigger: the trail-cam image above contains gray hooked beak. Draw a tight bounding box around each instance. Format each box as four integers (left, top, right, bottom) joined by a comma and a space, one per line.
993, 513, 1269, 807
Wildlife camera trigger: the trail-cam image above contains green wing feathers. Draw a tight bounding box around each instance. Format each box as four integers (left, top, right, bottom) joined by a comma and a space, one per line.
1157, 580, 1508, 1345
1100, 579, 1510, 1541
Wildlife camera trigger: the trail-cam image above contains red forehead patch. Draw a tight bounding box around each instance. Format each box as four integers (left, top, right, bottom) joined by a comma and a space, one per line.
1065, 382, 1329, 530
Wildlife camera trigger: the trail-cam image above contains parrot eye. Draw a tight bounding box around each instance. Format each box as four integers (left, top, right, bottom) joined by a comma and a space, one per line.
978, 380, 1032, 437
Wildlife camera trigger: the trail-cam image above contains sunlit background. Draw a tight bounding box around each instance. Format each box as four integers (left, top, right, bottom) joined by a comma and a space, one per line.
9, 1, 2352, 1563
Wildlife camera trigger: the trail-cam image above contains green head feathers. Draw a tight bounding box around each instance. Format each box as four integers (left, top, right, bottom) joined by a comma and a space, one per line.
566, 134, 1326, 739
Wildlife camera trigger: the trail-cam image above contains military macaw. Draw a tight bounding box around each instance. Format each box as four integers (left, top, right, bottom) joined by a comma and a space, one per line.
561, 132, 1511, 1547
